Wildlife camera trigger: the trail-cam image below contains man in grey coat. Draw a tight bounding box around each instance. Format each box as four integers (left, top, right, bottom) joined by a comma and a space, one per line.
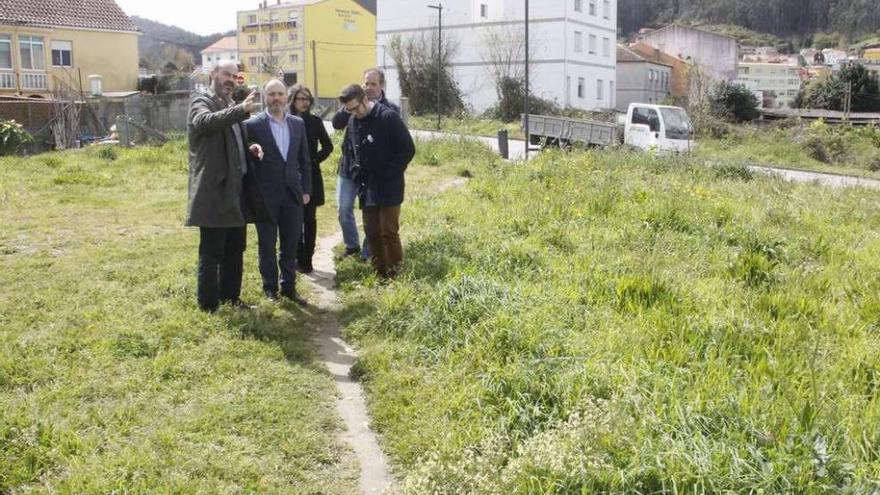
186, 60, 264, 312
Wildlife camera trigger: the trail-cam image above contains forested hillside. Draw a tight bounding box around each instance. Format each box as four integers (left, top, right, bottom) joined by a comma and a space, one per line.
619, 0, 880, 43
132, 16, 233, 70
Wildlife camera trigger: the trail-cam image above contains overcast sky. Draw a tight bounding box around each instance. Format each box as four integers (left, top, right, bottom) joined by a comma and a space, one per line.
115, 0, 248, 35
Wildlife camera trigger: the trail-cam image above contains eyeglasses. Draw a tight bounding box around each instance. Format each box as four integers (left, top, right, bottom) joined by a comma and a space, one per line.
344, 100, 364, 113
294, 96, 310, 101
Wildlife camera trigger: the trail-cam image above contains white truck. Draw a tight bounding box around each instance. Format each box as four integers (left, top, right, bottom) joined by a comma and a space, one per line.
525, 103, 695, 153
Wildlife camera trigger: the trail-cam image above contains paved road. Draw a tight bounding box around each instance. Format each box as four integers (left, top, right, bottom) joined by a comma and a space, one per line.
324, 121, 880, 190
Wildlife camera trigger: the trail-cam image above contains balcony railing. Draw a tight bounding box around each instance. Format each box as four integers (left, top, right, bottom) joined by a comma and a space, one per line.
20, 72, 48, 90
0, 71, 14, 89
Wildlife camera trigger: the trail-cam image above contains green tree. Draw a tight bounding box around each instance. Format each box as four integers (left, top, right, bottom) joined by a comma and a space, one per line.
709, 81, 760, 122
797, 63, 880, 112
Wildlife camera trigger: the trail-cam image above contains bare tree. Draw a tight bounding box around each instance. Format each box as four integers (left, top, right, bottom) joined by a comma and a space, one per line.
479, 22, 536, 89
389, 30, 463, 114
49, 77, 82, 150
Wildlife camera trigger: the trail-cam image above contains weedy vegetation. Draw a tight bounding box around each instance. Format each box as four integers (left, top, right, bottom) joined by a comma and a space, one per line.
339, 143, 880, 493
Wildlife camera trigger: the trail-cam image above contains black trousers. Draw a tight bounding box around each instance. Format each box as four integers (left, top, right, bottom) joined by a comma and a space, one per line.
197, 226, 246, 312
298, 203, 318, 269
256, 200, 303, 293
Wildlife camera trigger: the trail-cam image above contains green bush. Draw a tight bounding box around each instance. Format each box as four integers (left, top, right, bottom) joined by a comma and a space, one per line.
709, 81, 760, 123
0, 119, 33, 156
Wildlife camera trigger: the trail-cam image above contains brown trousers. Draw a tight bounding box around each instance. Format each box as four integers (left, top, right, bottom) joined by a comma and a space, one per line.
362, 205, 402, 277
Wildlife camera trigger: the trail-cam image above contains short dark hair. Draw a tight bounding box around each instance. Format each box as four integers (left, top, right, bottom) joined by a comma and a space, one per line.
363, 68, 385, 86
338, 83, 365, 104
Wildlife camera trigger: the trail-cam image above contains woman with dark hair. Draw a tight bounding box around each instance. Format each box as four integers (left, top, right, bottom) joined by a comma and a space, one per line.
289, 84, 333, 273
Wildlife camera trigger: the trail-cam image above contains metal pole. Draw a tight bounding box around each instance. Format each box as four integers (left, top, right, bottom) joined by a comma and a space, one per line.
428, 3, 443, 131
524, 0, 530, 160
311, 40, 318, 97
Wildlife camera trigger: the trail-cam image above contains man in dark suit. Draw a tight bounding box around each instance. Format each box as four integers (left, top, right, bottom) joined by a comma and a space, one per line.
186, 60, 268, 313
245, 79, 312, 304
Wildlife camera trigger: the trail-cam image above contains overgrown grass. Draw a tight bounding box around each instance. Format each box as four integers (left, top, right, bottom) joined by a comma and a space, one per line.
0, 141, 359, 492
340, 146, 880, 493
407, 114, 524, 140
697, 120, 880, 178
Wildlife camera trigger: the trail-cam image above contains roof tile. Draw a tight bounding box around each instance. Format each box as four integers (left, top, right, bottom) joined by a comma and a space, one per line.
0, 0, 138, 32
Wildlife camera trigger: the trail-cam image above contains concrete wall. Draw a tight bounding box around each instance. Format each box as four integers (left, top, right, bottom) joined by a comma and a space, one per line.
377, 0, 617, 112
616, 61, 671, 110
641, 25, 737, 81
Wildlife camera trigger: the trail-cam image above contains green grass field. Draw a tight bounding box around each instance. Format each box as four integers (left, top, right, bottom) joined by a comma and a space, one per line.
4, 128, 880, 493
338, 146, 880, 493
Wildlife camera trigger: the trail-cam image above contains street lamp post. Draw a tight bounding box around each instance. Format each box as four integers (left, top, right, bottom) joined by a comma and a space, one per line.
428, 3, 443, 130
524, 0, 530, 159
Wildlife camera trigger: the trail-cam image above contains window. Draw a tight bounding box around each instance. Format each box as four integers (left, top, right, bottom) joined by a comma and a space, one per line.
289, 31, 298, 41
249, 34, 257, 45
602, 0, 610, 19
649, 69, 654, 82
588, 34, 596, 54
288, 10, 298, 20
480, 3, 487, 18
589, 0, 596, 15
19, 36, 45, 70
574, 31, 583, 53
51, 40, 72, 66
270, 32, 279, 43
602, 37, 610, 57
289, 53, 298, 64
0, 34, 11, 69
270, 11, 279, 22
609, 80, 614, 106
249, 56, 258, 67
577, 77, 585, 98
574, 0, 582, 12
248, 14, 257, 24
597, 78, 604, 100
631, 107, 660, 132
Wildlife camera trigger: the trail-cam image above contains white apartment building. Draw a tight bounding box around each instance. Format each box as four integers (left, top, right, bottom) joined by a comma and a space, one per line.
376, 0, 618, 112
734, 62, 801, 109
200, 36, 239, 73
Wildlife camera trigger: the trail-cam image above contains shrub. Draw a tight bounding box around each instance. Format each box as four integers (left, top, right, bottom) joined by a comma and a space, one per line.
0, 119, 33, 156
708, 81, 760, 123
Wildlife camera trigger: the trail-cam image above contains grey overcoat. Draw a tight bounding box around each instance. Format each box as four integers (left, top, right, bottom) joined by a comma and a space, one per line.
186, 89, 268, 228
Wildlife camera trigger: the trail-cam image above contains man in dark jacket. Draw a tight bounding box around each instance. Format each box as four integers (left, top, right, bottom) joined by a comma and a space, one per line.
186, 60, 265, 312
338, 84, 415, 278
331, 68, 400, 261
245, 79, 312, 304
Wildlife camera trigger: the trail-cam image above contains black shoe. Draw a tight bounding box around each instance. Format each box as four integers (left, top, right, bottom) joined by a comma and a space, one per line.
297, 262, 313, 274
342, 246, 361, 258
281, 289, 308, 306
264, 289, 278, 301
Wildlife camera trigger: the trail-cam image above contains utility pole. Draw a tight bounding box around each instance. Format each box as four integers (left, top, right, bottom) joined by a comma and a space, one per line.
311, 40, 318, 98
844, 81, 852, 125
524, 0, 530, 160
428, 3, 443, 130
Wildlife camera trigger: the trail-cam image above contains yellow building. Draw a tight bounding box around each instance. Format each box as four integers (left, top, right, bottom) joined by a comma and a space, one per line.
864, 48, 880, 61
237, 0, 376, 98
0, 0, 139, 97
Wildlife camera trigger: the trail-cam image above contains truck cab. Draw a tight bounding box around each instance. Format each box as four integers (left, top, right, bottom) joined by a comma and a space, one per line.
623, 103, 695, 153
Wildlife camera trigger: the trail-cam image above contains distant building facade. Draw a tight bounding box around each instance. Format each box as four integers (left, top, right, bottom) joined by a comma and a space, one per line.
615, 45, 671, 110
734, 62, 801, 109
237, 0, 375, 95
0, 0, 139, 97
200, 36, 238, 72
377, 0, 618, 112
638, 24, 738, 81
628, 42, 690, 100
